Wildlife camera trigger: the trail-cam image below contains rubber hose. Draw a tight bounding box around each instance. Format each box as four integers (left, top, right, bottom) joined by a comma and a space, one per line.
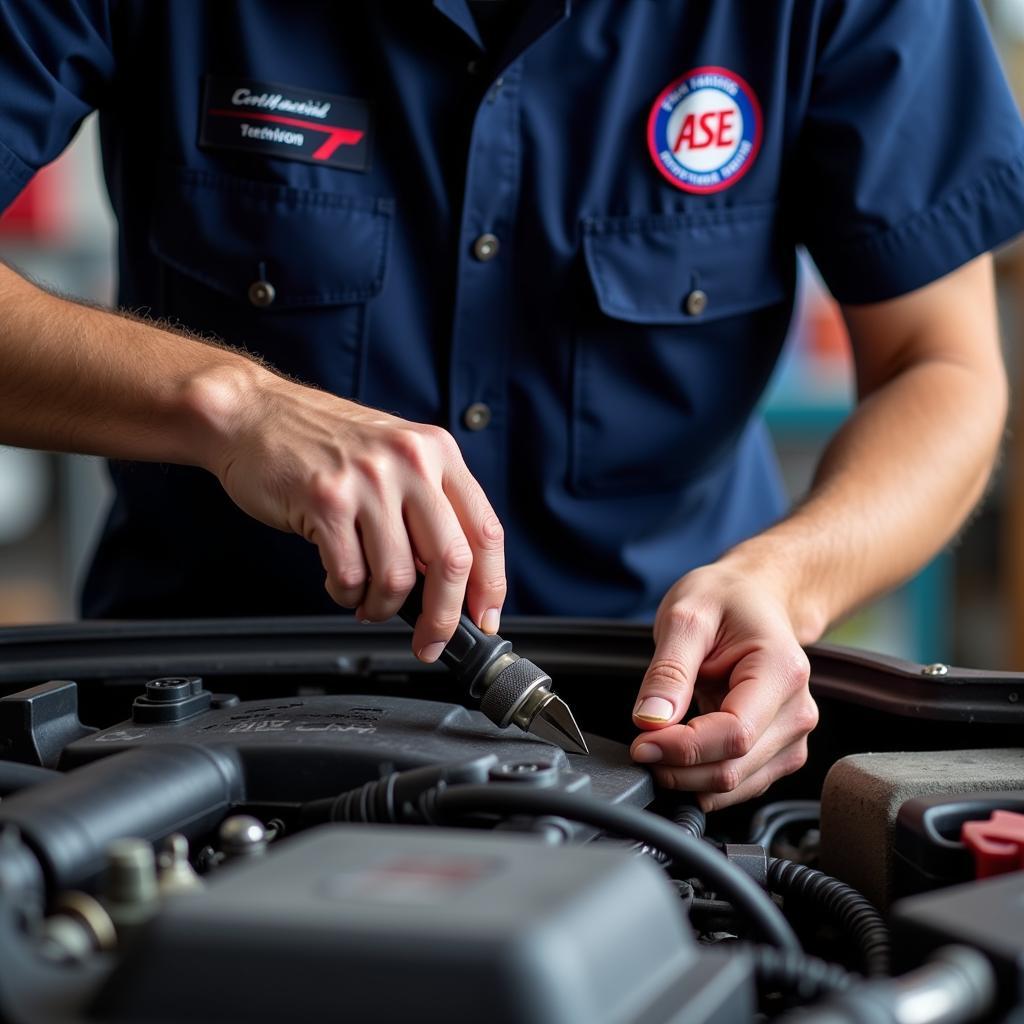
767, 858, 890, 976
749, 944, 855, 1002
665, 799, 706, 840
0, 762, 61, 797
436, 784, 801, 953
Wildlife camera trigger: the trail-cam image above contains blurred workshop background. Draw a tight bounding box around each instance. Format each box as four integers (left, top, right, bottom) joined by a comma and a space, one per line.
2, 2, 1024, 670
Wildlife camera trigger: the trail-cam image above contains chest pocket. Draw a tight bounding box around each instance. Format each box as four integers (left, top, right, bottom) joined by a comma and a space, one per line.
572, 205, 794, 496
149, 166, 392, 400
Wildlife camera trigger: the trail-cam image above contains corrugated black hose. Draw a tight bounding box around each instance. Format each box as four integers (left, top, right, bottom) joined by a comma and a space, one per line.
436, 784, 801, 953
748, 945, 855, 1002
767, 858, 891, 977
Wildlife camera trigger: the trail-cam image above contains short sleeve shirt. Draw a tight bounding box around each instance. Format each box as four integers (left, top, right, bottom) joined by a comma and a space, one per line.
0, 0, 1021, 618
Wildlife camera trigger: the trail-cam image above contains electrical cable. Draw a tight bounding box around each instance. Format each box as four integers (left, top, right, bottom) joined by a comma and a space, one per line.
747, 945, 855, 1002
767, 858, 891, 976
435, 784, 801, 953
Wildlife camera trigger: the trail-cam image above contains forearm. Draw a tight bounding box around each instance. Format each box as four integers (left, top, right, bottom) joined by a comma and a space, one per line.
0, 263, 267, 467
721, 355, 1005, 642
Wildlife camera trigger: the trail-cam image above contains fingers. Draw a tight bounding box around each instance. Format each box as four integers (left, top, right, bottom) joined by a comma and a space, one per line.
404, 487, 474, 661
353, 500, 418, 624
317, 517, 369, 608
264, 395, 504, 661
637, 691, 817, 791
695, 739, 810, 813
634, 646, 810, 766
443, 461, 506, 634
631, 605, 716, 730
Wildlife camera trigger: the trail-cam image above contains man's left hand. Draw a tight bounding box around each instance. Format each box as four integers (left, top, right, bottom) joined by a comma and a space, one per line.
629, 564, 819, 812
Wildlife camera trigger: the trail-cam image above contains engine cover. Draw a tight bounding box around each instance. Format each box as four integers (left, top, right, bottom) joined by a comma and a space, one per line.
92, 825, 751, 1024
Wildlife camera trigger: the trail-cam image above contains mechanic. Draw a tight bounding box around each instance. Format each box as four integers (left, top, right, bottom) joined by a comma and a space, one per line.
0, 1, 1020, 810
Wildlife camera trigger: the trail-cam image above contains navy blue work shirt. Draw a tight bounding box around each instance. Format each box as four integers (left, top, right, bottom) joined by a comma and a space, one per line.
1, 1, 1023, 619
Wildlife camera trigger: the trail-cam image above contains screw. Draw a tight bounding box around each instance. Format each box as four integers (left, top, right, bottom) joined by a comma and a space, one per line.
1010, 693, 1020, 703
219, 815, 268, 859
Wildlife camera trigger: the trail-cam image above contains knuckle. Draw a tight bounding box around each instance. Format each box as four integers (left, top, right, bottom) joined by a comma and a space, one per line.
711, 764, 741, 793
335, 568, 366, 592
439, 540, 473, 581
306, 472, 347, 514
793, 698, 820, 736
726, 718, 757, 759
423, 424, 460, 457
662, 603, 712, 640
428, 611, 463, 637
477, 513, 505, 549
644, 658, 689, 692
673, 740, 700, 769
379, 566, 417, 599
780, 649, 812, 691
652, 768, 678, 792
391, 429, 428, 469
353, 453, 390, 491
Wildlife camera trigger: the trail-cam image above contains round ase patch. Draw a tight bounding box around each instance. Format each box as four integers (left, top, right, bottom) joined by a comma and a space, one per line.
647, 66, 762, 194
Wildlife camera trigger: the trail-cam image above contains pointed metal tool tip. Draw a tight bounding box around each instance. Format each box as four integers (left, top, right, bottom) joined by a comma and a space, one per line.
527, 694, 590, 755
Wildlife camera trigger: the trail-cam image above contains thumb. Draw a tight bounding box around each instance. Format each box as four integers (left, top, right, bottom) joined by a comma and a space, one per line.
633, 608, 712, 731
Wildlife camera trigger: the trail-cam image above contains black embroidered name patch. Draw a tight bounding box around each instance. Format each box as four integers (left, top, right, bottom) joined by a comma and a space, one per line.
199, 75, 371, 171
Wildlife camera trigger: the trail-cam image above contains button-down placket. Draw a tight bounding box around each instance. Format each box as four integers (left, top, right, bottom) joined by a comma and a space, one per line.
444, 1, 571, 539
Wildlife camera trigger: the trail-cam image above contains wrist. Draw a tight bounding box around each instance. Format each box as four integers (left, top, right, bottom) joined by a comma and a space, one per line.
174, 355, 273, 474
714, 534, 832, 645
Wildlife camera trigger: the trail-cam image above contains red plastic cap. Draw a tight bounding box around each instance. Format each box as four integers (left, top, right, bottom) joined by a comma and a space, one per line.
962, 810, 1024, 879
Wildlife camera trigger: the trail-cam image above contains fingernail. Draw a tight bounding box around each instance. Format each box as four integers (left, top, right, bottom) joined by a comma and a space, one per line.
481, 607, 500, 634
634, 696, 675, 722
418, 642, 446, 663
632, 743, 663, 764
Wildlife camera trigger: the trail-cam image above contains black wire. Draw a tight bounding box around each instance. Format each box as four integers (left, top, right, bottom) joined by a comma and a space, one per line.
767, 858, 891, 976
435, 784, 801, 953
748, 944, 855, 1001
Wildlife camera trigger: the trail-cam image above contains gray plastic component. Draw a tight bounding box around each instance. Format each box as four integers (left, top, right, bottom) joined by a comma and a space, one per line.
0, 744, 243, 889
94, 825, 754, 1024
820, 750, 1024, 908
0, 680, 97, 768
62, 693, 653, 808
480, 657, 547, 726
132, 677, 212, 724
891, 873, 1024, 1014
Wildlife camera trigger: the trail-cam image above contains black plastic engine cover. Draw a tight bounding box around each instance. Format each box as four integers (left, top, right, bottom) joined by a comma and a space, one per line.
60, 693, 653, 807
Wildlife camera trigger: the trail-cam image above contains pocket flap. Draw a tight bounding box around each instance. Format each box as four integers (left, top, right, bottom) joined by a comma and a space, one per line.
150, 166, 393, 308
582, 206, 786, 324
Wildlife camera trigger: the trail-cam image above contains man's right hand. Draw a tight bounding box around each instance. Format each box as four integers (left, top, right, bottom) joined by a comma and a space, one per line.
192, 368, 506, 661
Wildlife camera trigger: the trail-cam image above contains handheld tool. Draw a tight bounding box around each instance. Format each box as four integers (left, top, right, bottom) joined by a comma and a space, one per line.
398, 579, 589, 755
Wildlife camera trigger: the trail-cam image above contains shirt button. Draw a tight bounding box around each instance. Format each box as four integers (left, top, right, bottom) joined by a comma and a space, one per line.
467, 59, 480, 74
463, 402, 492, 431
684, 289, 708, 316
472, 233, 500, 262
248, 280, 276, 307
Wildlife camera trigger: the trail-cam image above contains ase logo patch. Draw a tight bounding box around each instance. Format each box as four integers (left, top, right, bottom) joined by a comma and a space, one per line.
647, 66, 761, 194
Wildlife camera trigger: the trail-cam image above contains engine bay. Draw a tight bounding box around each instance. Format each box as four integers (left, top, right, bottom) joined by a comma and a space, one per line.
0, 617, 1021, 1023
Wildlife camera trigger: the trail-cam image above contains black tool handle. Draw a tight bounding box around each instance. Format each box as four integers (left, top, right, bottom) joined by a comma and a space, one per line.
398, 576, 512, 699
